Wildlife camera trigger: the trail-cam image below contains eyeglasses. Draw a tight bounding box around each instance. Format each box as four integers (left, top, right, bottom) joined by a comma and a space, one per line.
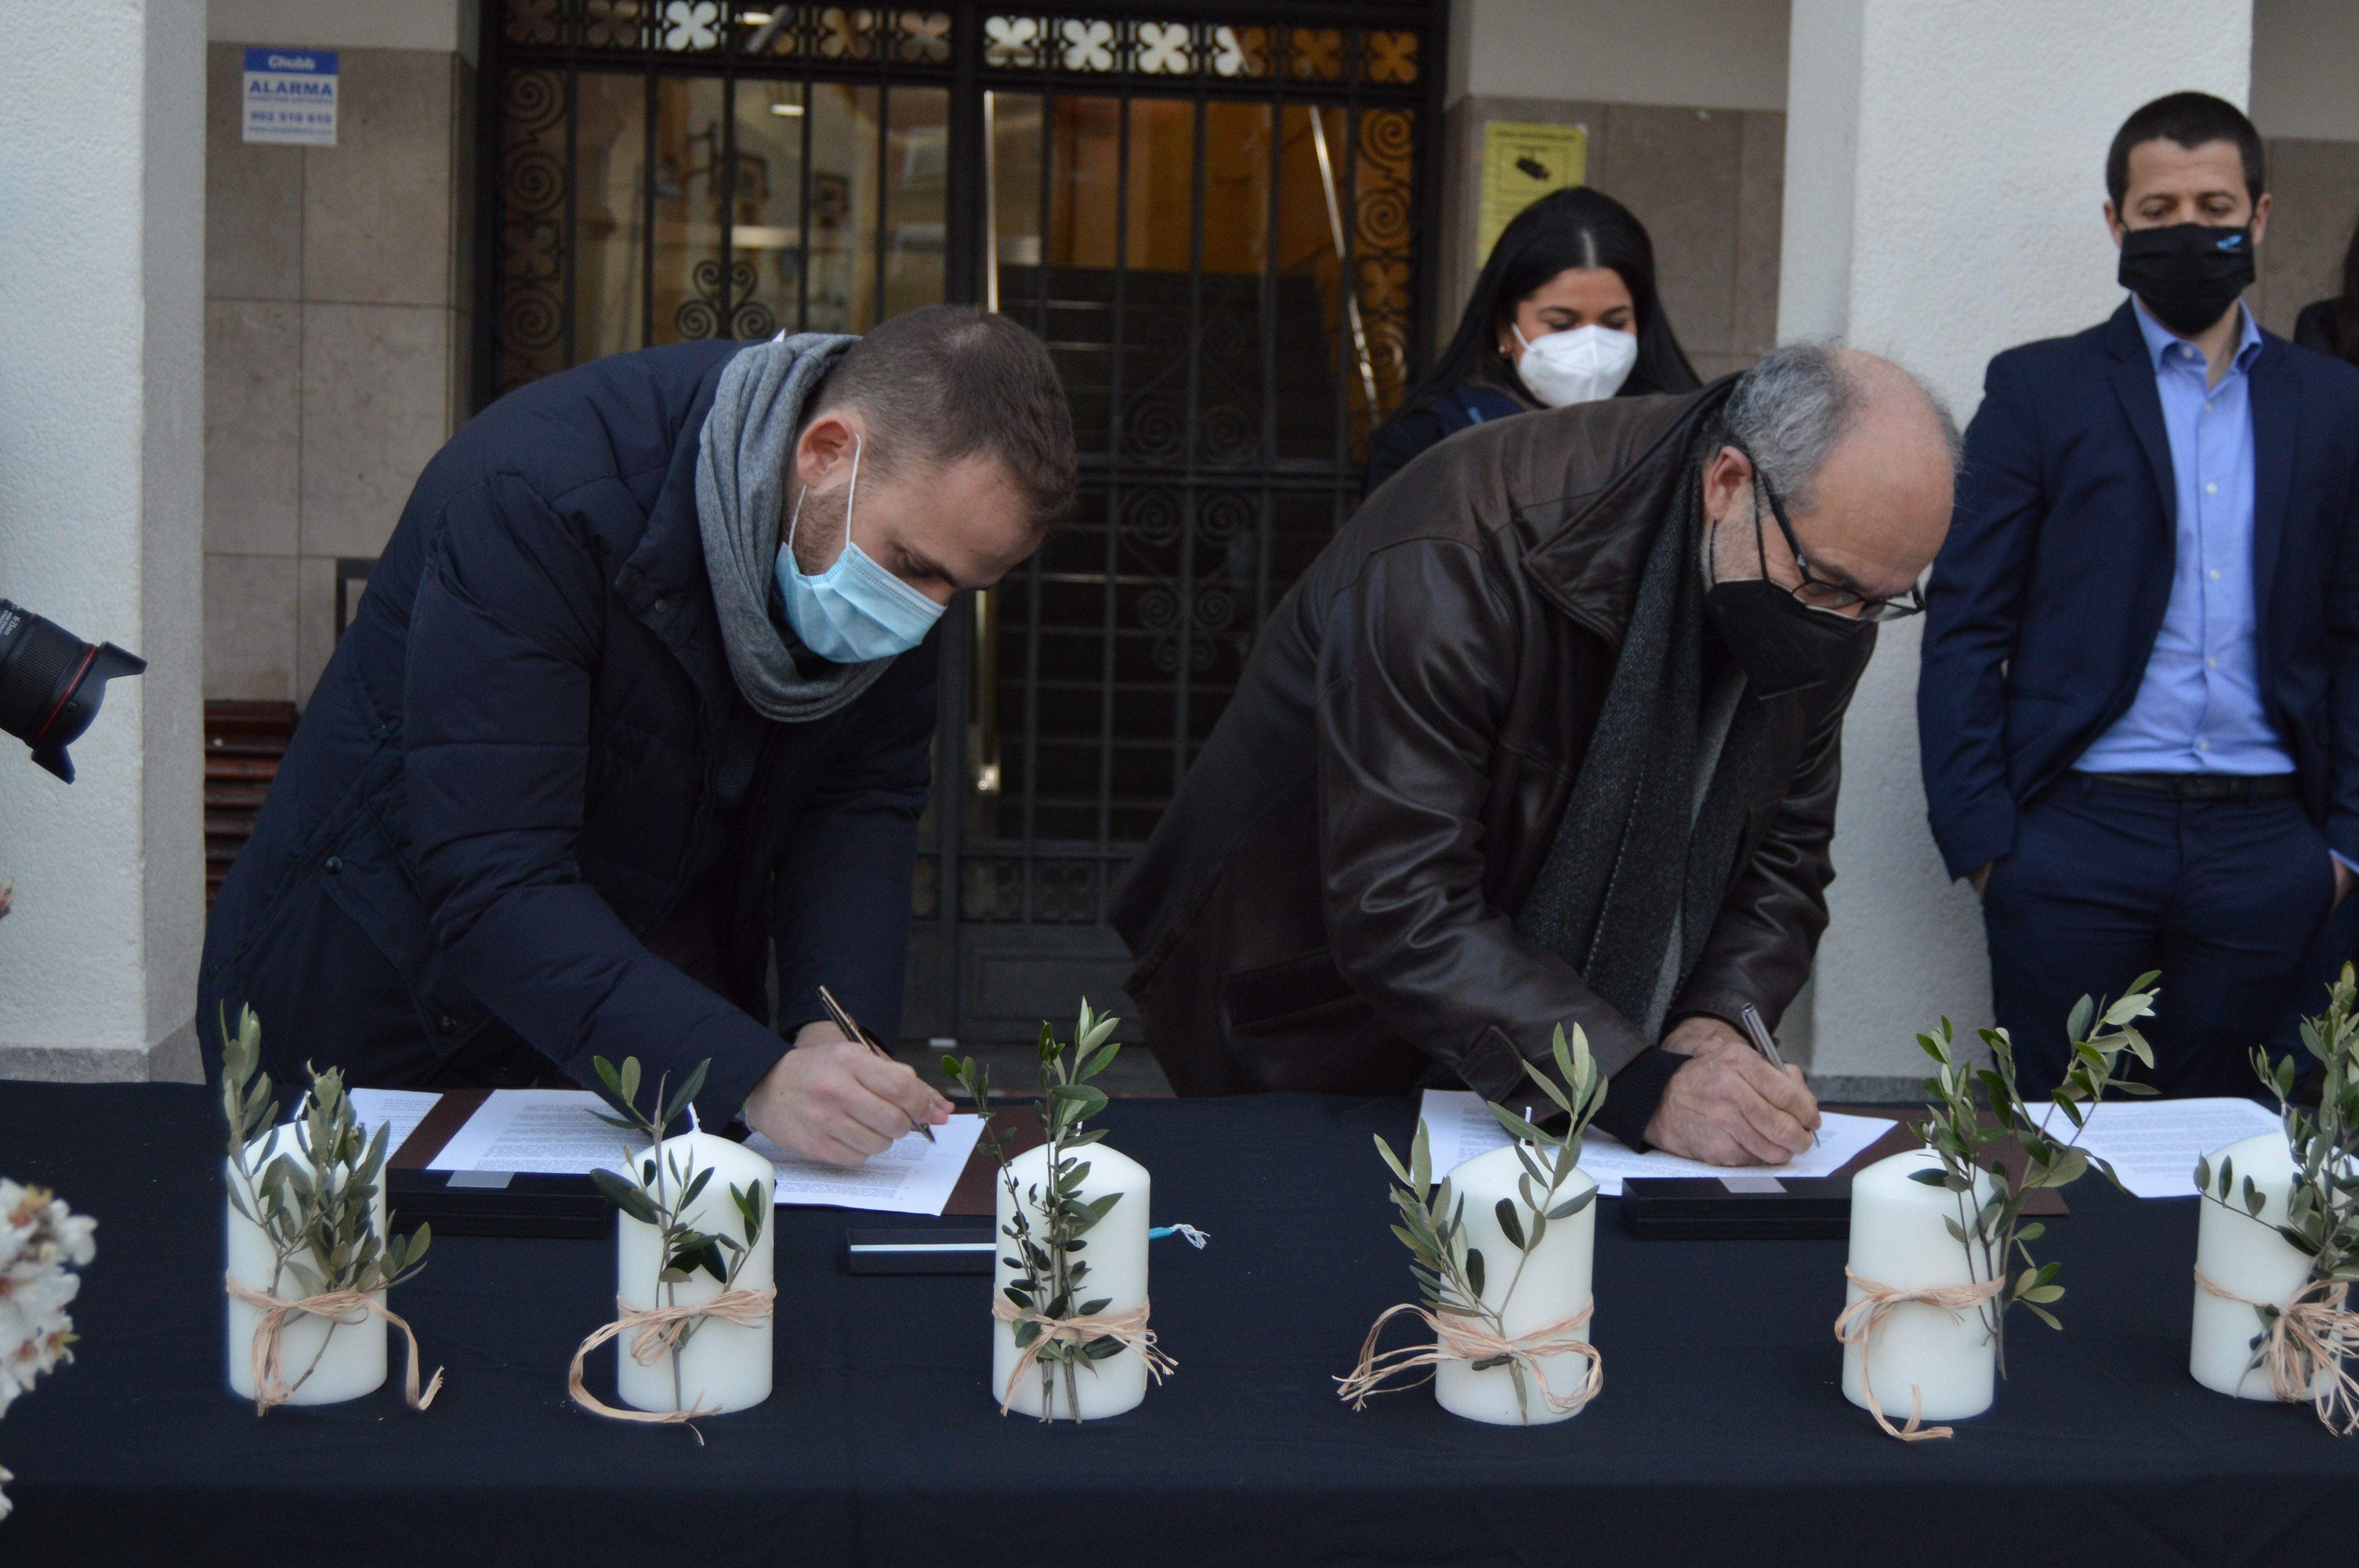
1747, 464, 1926, 623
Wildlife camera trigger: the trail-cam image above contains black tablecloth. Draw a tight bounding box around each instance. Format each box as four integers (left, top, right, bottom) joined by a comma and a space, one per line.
4, 1083, 2355, 1567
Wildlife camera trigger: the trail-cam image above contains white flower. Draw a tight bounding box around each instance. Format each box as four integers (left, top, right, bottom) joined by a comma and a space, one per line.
0, 1181, 92, 1428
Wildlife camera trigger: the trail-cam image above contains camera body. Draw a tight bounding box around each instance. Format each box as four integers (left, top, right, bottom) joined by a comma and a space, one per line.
0, 599, 146, 782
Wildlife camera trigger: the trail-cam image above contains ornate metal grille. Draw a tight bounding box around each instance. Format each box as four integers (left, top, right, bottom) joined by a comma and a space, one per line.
480, 1, 1441, 1041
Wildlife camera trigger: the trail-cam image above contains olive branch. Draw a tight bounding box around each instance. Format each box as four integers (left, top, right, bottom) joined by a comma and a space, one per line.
1369, 1025, 1608, 1422
943, 1000, 1125, 1421
585, 1055, 767, 1412
218, 1005, 431, 1410
1910, 975, 2157, 1375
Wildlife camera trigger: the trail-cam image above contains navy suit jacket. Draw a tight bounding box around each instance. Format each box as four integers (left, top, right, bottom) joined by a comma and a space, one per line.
1919, 302, 2359, 880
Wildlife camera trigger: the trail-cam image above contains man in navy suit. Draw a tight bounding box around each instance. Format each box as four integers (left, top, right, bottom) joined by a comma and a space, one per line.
1920, 92, 2359, 1096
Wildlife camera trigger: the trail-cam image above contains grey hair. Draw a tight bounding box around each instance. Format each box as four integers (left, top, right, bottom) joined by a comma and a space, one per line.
1713, 342, 1961, 512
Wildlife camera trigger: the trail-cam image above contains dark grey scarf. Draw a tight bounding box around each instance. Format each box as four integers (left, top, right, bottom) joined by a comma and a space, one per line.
1513, 445, 1770, 1038
695, 332, 891, 723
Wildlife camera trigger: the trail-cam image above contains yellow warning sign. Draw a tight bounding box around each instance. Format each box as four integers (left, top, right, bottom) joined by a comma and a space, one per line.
1479, 120, 1589, 260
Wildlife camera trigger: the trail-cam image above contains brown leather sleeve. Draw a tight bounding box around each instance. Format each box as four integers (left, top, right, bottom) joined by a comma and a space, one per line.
1669, 636, 1872, 1035
1313, 538, 1655, 1104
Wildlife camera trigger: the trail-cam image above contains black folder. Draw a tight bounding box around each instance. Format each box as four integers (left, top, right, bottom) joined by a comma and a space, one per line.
1619, 1174, 1851, 1240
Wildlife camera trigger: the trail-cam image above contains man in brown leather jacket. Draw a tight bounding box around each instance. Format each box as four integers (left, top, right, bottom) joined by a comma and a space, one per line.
1111, 345, 1957, 1166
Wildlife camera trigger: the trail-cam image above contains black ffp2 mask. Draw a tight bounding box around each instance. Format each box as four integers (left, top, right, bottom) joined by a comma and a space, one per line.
2118, 221, 2254, 337
1704, 578, 1873, 700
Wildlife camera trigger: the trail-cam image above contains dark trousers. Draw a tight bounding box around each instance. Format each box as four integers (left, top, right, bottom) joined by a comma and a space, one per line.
1982, 775, 2336, 1098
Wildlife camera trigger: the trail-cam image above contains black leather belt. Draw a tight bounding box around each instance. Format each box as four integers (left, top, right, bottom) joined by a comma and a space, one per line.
2075, 770, 2300, 802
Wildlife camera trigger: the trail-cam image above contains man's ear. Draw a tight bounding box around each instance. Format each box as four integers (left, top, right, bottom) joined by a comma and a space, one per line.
2102, 199, 2124, 248
795, 412, 860, 489
2250, 190, 2273, 245
1700, 444, 1753, 527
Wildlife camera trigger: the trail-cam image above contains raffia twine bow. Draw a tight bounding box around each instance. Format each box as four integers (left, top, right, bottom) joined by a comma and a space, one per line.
1833, 1267, 2004, 1442
566, 1286, 778, 1434
2195, 1266, 2359, 1434
1335, 1300, 1603, 1419
223, 1272, 444, 1415
989, 1291, 1175, 1416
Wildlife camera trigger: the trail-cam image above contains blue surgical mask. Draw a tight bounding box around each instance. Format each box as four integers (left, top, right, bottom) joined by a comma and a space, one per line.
774, 434, 945, 663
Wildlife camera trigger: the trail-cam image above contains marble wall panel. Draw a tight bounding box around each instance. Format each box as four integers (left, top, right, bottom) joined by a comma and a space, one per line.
1734, 111, 1787, 365
303, 49, 456, 308
294, 554, 340, 710
299, 302, 452, 559
1596, 104, 1745, 364
202, 554, 299, 703
203, 300, 303, 556
206, 43, 303, 302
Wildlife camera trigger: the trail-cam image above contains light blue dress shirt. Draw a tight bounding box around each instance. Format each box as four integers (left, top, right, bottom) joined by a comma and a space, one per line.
2077, 301, 2291, 776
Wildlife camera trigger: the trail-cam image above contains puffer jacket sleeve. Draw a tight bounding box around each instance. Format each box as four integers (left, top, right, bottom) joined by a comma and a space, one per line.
404, 473, 790, 1114
1315, 535, 1657, 1101
770, 628, 939, 1049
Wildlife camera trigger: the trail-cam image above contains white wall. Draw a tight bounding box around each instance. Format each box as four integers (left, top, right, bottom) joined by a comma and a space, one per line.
2251, 0, 2359, 140
1449, 0, 1791, 110
210, 0, 480, 61
1781, 0, 2253, 1086
0, 0, 207, 1079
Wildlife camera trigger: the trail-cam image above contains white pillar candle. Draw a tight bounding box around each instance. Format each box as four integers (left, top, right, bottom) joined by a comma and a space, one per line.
1433, 1141, 1598, 1427
2191, 1130, 2329, 1402
992, 1140, 1150, 1420
225, 1127, 388, 1405
614, 1130, 776, 1415
1841, 1149, 1998, 1423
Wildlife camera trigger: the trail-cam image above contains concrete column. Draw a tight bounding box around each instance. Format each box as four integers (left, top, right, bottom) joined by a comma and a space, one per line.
0, 1, 207, 1080
1777, 0, 2253, 1092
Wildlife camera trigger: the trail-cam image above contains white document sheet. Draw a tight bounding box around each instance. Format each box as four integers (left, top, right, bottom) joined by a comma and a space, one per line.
2028, 1096, 2282, 1198
347, 1088, 445, 1160
426, 1089, 647, 1175
1415, 1088, 1898, 1197
744, 1113, 987, 1216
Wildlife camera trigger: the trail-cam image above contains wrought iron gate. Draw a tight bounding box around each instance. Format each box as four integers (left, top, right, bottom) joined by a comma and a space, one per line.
479, 1, 1443, 1042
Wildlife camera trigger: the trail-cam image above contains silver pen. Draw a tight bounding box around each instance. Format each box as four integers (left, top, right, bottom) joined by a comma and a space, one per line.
1740, 1003, 1820, 1147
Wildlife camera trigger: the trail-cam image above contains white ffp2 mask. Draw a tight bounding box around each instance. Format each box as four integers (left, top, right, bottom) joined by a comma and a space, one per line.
1513, 323, 1639, 408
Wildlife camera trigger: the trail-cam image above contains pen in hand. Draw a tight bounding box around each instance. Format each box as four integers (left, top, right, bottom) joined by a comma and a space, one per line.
817, 985, 936, 1143
1739, 1003, 1820, 1148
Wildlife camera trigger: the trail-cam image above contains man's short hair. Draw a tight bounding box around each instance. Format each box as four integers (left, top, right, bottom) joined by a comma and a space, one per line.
807, 304, 1079, 532
2105, 92, 2265, 207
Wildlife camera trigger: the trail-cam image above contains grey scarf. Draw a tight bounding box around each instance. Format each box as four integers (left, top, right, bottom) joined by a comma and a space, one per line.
695, 332, 892, 723
1513, 443, 1771, 1039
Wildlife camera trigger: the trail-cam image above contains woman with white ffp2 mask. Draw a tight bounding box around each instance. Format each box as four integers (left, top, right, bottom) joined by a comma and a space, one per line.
1368, 185, 1700, 492
1511, 320, 1640, 407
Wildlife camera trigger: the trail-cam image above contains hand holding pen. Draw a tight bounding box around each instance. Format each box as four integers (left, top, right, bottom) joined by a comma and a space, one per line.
1740, 1003, 1820, 1147
818, 985, 936, 1143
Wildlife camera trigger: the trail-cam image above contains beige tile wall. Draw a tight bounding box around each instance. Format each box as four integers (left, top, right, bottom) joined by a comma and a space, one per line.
203, 43, 475, 704
1439, 96, 1787, 383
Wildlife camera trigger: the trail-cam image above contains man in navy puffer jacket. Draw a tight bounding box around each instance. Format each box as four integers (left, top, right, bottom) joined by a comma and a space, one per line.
200, 307, 1074, 1165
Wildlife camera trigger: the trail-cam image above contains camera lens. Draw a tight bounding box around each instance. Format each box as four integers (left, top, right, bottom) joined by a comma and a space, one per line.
0, 599, 147, 783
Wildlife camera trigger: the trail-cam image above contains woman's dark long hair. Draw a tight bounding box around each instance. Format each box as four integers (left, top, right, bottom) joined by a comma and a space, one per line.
1398, 186, 1701, 417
